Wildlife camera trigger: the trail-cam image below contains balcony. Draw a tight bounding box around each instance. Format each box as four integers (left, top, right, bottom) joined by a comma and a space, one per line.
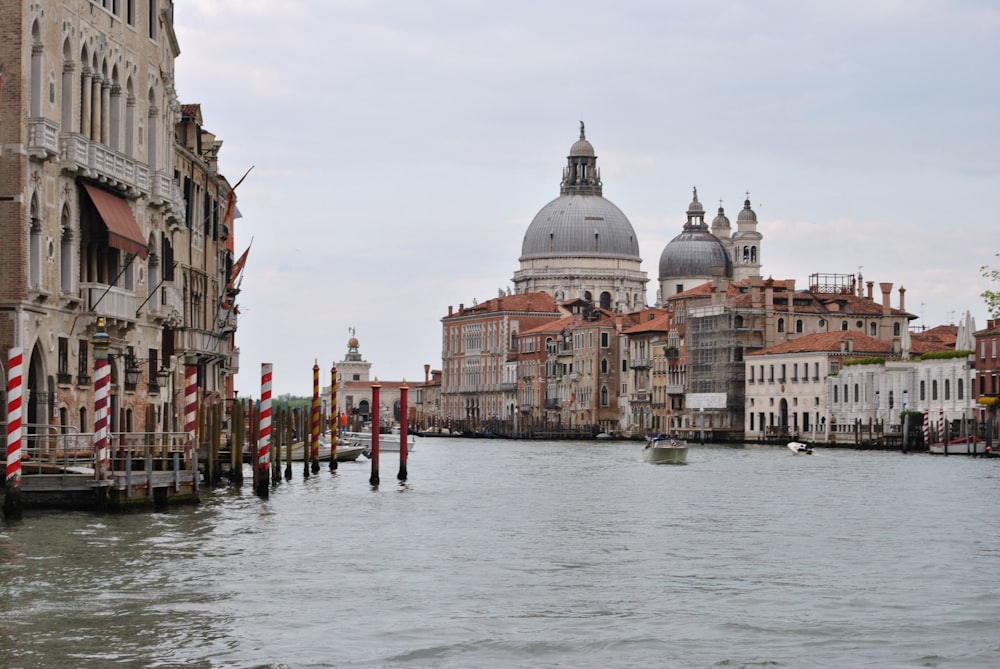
631, 390, 650, 403
544, 398, 561, 410
629, 358, 651, 369
28, 118, 60, 158
151, 170, 184, 211
80, 282, 136, 322
666, 383, 685, 394
179, 329, 223, 357
60, 133, 155, 198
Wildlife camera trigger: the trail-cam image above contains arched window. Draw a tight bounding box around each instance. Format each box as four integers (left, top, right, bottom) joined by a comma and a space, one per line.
735, 315, 744, 328
30, 22, 43, 118
944, 379, 950, 400
750, 247, 757, 262
777, 318, 785, 333
870, 323, 877, 336
583, 290, 592, 302
920, 380, 926, 401
600, 291, 611, 310
834, 385, 839, 403
60, 206, 73, 293
932, 380, 938, 401
599, 385, 609, 407
600, 359, 608, 374
29, 194, 42, 289
854, 384, 859, 403
125, 77, 136, 157
958, 378, 964, 400
795, 319, 803, 333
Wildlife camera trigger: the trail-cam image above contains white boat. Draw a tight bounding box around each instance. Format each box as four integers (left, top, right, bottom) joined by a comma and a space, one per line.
929, 438, 989, 455
287, 437, 367, 462
343, 429, 416, 453
787, 441, 816, 455
643, 435, 688, 464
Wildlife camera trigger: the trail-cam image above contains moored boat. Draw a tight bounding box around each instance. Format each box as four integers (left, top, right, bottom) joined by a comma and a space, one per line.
928, 438, 990, 456
643, 434, 688, 464
343, 429, 416, 453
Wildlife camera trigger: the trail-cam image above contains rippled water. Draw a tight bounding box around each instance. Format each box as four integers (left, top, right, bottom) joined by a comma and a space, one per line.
2, 439, 999, 668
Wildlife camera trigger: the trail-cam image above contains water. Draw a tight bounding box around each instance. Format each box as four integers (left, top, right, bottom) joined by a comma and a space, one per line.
2, 439, 999, 668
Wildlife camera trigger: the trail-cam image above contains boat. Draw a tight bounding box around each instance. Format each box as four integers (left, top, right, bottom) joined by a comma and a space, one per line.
787, 441, 815, 455
643, 434, 688, 464
343, 428, 416, 453
287, 436, 367, 462
928, 438, 990, 456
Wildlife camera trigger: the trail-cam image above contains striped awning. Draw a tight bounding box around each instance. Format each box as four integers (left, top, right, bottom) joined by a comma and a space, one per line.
83, 184, 149, 259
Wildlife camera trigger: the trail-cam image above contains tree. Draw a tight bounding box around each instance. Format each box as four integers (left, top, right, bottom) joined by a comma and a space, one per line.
982, 253, 1000, 319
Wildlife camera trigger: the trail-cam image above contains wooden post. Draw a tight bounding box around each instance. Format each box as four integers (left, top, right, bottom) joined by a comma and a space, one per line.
311, 360, 321, 473
284, 406, 293, 480
398, 382, 408, 482
329, 365, 338, 471
370, 380, 381, 487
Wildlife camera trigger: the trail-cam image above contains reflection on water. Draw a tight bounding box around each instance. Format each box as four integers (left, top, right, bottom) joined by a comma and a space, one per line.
2, 439, 999, 668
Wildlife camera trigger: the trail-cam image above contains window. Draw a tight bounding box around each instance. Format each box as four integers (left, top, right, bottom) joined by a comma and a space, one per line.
854, 384, 859, 402
777, 318, 784, 333
796, 319, 803, 333
932, 380, 938, 401
600, 332, 609, 348
920, 380, 926, 401
676, 284, 683, 295
58, 338, 70, 384
894, 323, 901, 337
78, 339, 89, 382
870, 323, 877, 336
600, 385, 609, 407
601, 359, 608, 374
841, 321, 848, 331
148, 0, 158, 39
944, 379, 950, 400
958, 378, 964, 401
622, 360, 627, 373
833, 385, 839, 402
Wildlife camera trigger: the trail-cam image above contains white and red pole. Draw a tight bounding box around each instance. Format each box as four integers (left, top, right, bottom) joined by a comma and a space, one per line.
258, 363, 272, 497
92, 319, 111, 480
184, 361, 197, 453
923, 408, 929, 447
5, 348, 24, 486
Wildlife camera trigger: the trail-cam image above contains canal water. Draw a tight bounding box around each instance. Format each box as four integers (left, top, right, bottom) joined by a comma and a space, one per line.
2, 438, 999, 668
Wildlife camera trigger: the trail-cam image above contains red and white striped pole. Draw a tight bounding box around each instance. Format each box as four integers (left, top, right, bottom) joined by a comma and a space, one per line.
329, 365, 338, 471
184, 360, 198, 470
398, 381, 408, 482
940, 408, 946, 452
257, 363, 272, 497
3, 347, 24, 519
369, 380, 380, 486
923, 408, 929, 447
5, 348, 24, 486
310, 360, 320, 473
92, 318, 111, 480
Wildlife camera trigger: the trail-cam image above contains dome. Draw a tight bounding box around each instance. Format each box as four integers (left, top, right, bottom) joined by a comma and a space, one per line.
570, 137, 595, 157
520, 194, 641, 261
658, 228, 733, 281
737, 196, 757, 224
712, 206, 730, 229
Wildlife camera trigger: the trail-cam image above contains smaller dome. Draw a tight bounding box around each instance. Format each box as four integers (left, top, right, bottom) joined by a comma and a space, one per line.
687, 187, 704, 216
712, 205, 730, 228
658, 229, 733, 281
737, 196, 757, 224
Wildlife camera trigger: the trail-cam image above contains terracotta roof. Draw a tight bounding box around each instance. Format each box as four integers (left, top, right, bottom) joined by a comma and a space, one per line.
910, 325, 957, 354
749, 331, 894, 356
623, 311, 672, 334
445, 291, 559, 318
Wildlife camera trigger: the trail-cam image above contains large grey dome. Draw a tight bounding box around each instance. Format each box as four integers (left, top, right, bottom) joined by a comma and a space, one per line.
520, 194, 641, 260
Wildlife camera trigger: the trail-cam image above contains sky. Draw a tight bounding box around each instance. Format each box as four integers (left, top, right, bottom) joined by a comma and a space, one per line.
172, 0, 999, 398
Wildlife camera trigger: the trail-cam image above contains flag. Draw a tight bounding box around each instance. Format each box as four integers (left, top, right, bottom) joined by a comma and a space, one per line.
223, 165, 254, 228
227, 243, 250, 291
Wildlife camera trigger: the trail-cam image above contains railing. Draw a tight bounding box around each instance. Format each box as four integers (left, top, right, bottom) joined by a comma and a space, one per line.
28, 117, 60, 157
629, 358, 650, 369
80, 282, 137, 321
631, 390, 650, 403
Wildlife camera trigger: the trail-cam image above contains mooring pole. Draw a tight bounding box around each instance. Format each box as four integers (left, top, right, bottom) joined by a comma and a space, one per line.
311, 360, 321, 473
257, 363, 272, 498
398, 381, 408, 482
369, 380, 381, 487
329, 365, 339, 471
3, 347, 25, 520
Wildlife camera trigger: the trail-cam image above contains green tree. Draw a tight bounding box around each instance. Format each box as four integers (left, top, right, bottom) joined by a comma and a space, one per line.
982, 253, 1000, 318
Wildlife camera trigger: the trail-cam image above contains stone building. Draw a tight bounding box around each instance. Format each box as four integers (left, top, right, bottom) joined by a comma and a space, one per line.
0, 1, 241, 444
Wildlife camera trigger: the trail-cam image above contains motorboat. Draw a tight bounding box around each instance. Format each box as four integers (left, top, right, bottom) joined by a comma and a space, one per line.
287, 436, 367, 462
928, 438, 989, 456
343, 428, 416, 453
643, 434, 688, 464
787, 441, 815, 455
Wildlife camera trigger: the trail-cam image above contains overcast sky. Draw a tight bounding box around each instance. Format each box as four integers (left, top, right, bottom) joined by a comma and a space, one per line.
173, 0, 999, 398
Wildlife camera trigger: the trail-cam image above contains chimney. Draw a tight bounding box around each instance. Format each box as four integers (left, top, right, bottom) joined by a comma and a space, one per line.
448, 305, 453, 316
879, 282, 892, 315
750, 275, 763, 308
898, 286, 906, 313
785, 279, 796, 314
424, 364, 430, 384
866, 281, 874, 299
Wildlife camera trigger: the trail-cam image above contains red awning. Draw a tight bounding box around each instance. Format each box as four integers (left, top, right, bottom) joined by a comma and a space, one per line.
83, 184, 149, 259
